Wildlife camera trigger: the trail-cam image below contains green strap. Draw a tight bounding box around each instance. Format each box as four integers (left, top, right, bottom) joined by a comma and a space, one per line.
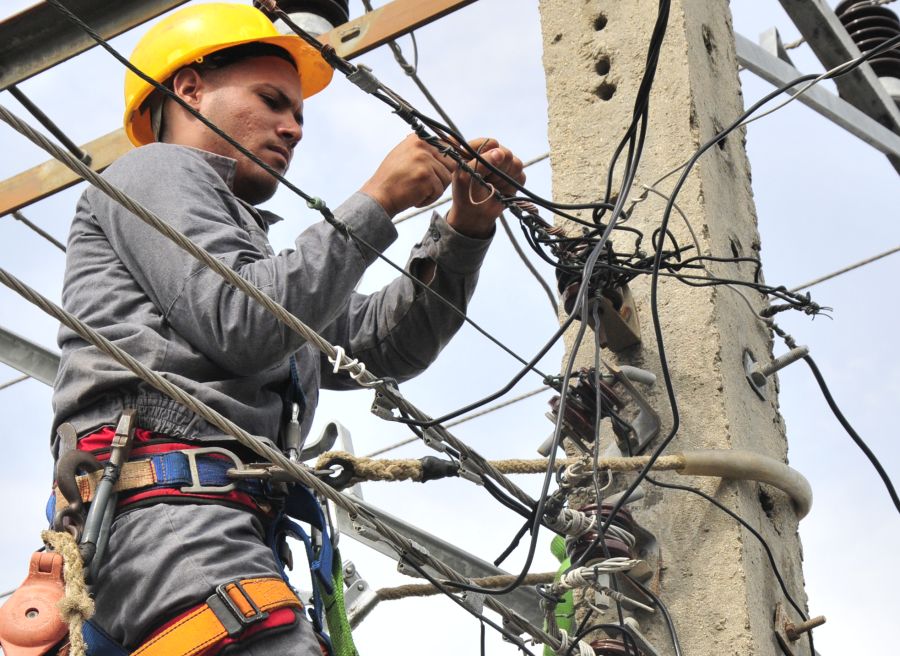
322, 548, 360, 656
544, 535, 574, 656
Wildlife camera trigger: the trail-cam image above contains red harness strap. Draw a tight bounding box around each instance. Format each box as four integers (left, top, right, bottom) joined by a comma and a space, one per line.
76, 426, 265, 513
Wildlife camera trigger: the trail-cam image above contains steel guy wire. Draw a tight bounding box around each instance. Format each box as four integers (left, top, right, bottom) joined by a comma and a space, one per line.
0, 262, 567, 652
0, 102, 543, 516
44, 0, 548, 381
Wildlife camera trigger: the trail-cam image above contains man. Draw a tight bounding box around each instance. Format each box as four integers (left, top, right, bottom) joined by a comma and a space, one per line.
49, 3, 524, 654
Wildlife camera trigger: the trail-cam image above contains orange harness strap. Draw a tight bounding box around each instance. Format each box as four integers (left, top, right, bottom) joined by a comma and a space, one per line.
132, 578, 302, 656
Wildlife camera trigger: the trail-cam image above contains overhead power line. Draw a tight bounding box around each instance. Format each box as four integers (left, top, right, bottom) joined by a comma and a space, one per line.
789, 243, 900, 292
8, 211, 67, 252
365, 386, 549, 458
0, 374, 29, 391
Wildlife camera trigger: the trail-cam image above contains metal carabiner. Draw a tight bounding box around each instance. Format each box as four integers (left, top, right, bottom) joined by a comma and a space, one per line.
52, 449, 103, 542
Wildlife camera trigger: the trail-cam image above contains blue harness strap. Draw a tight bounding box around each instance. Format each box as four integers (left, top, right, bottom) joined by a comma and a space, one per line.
46, 451, 268, 523
82, 620, 128, 656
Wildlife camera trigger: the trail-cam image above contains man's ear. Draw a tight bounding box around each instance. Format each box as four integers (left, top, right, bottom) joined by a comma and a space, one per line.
170, 67, 205, 109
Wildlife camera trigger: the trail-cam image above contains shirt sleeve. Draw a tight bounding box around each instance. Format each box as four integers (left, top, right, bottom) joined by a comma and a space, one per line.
88, 144, 398, 376
318, 212, 492, 390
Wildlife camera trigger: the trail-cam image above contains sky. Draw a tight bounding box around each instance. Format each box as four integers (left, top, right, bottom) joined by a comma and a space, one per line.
0, 1, 897, 655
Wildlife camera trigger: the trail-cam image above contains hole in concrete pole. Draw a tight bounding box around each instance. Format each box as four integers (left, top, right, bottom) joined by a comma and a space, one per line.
594, 14, 608, 31
552, 33, 562, 44
713, 120, 727, 150
702, 24, 717, 56
758, 488, 776, 519
595, 81, 616, 101
595, 56, 611, 76
730, 237, 743, 258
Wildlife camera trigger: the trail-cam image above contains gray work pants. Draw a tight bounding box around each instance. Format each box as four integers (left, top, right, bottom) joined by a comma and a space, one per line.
90, 503, 322, 654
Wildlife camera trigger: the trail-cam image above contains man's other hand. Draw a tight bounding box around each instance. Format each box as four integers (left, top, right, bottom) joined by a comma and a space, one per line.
446, 138, 525, 239
360, 135, 456, 218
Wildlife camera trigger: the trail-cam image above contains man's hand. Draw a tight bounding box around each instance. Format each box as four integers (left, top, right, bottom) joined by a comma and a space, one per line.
446, 138, 525, 239
360, 135, 456, 218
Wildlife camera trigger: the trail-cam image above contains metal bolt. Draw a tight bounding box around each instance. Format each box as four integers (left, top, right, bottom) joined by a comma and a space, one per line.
750, 346, 809, 387
356, 582, 366, 591
786, 615, 826, 641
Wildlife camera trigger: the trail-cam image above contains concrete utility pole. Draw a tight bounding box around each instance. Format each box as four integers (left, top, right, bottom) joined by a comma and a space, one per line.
538, 2, 811, 655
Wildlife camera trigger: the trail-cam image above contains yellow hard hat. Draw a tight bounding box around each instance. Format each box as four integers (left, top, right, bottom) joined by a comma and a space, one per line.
123, 3, 333, 146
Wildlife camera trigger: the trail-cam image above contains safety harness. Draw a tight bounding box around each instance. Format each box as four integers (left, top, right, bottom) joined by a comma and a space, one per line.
32, 400, 353, 656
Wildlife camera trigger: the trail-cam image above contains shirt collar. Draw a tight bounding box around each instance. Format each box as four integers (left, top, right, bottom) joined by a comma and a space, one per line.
178, 146, 284, 229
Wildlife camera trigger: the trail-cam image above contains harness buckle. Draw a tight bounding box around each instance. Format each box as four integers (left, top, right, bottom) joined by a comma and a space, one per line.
180, 447, 243, 494
207, 579, 270, 637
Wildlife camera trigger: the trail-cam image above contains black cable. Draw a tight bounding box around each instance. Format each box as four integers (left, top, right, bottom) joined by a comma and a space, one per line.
398, 554, 538, 655
493, 518, 532, 567
645, 475, 815, 656
801, 353, 900, 514
625, 574, 682, 656
391, 312, 577, 428
433, 0, 672, 600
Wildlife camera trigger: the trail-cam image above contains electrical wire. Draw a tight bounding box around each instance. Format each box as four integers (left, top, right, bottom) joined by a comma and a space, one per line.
365, 387, 548, 458
803, 354, 900, 514
392, 153, 550, 225
7, 210, 67, 252
645, 475, 815, 655
624, 574, 682, 656
583, 29, 900, 560
789, 242, 900, 292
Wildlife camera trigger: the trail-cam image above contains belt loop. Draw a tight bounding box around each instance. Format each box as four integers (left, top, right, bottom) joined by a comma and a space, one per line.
206, 579, 270, 637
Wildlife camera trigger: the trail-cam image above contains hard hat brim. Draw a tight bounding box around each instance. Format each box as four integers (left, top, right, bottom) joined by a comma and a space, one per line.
125, 34, 333, 147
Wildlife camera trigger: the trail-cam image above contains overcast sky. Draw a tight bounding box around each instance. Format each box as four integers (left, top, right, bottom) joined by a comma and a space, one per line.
0, 1, 897, 654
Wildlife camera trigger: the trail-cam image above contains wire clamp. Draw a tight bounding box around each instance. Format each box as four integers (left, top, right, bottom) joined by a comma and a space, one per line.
347, 64, 381, 94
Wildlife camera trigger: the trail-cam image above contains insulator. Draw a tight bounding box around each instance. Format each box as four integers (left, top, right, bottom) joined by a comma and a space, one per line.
565, 504, 636, 564
256, 0, 350, 36
835, 1, 900, 103
590, 639, 644, 656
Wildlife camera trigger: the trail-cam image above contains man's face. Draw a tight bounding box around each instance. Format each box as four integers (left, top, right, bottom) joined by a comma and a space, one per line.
192, 55, 304, 204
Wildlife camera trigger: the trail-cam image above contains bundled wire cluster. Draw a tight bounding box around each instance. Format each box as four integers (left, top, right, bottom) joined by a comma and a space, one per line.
2, 1, 899, 655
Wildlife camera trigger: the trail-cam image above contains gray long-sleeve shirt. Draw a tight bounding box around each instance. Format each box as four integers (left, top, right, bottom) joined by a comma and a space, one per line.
51, 143, 491, 456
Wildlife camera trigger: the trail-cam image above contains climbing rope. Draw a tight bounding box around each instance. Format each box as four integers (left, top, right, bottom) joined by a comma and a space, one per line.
376, 572, 556, 602
316, 450, 688, 484
41, 530, 93, 656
